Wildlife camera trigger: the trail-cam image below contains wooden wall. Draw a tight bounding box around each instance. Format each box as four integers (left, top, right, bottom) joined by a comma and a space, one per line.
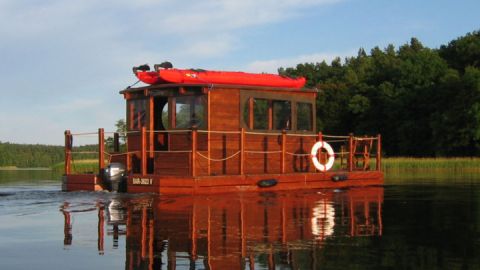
142, 87, 320, 176
209, 88, 240, 130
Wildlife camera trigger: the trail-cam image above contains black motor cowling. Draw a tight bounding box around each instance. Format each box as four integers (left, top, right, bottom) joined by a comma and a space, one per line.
103, 163, 126, 192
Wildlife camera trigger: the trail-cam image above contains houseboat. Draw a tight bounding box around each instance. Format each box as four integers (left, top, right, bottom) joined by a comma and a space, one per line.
62, 63, 383, 194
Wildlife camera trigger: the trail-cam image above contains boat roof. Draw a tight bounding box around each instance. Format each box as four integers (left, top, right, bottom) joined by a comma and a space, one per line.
120, 82, 318, 95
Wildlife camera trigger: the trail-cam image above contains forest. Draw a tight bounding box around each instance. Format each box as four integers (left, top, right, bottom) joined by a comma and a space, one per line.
0, 142, 99, 168
280, 30, 480, 156
0, 30, 479, 167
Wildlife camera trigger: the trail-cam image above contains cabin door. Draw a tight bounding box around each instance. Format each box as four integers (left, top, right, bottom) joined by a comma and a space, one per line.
153, 97, 169, 151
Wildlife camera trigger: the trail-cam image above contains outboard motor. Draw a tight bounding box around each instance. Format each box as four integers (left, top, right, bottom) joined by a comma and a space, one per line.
103, 163, 126, 192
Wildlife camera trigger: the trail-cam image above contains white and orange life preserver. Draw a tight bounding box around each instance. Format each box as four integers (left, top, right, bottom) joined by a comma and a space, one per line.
311, 141, 335, 171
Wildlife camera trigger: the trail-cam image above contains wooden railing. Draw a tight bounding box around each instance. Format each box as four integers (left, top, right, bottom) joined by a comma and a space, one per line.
64, 128, 382, 176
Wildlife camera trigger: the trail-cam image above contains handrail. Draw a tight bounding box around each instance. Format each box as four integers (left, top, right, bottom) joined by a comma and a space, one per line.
197, 130, 241, 134
323, 134, 350, 139
69, 128, 380, 140
245, 131, 283, 136
64, 128, 383, 176
354, 137, 378, 141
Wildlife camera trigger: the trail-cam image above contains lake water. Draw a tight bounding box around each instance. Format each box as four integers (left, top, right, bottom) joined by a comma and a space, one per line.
0, 170, 478, 269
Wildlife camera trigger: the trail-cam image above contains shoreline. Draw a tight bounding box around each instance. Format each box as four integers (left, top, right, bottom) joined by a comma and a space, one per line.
0, 167, 52, 171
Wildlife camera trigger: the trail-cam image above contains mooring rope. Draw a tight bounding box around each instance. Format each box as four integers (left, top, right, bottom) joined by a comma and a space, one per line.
245, 150, 282, 154
196, 151, 241, 161
285, 152, 310, 157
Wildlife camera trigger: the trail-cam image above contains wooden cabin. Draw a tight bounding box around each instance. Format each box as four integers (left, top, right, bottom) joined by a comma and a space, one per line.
62, 66, 383, 194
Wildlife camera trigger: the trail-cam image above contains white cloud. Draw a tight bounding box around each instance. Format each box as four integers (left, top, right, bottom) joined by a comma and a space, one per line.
0, 0, 345, 144
0, 0, 343, 59
245, 50, 357, 73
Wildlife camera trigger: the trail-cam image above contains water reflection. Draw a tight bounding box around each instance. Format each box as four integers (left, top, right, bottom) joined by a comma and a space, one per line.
61, 187, 383, 269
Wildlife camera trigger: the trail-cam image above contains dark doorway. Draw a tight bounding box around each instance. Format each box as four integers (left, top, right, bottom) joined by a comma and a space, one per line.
153, 96, 169, 151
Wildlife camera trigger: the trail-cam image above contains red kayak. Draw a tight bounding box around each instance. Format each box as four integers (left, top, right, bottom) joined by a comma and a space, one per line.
133, 65, 306, 89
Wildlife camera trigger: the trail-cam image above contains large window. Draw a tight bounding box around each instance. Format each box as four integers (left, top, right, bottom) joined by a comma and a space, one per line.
161, 102, 169, 129
129, 99, 147, 130
297, 102, 313, 131
253, 98, 268, 130
243, 95, 314, 132
174, 96, 206, 129
273, 100, 291, 130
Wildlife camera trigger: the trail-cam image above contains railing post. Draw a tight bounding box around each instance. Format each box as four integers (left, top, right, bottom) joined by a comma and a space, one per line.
64, 130, 71, 175
98, 128, 105, 173
191, 128, 197, 177
349, 133, 354, 172
240, 128, 245, 175
281, 130, 286, 174
141, 127, 147, 175
125, 150, 132, 172
113, 132, 120, 153
376, 134, 382, 171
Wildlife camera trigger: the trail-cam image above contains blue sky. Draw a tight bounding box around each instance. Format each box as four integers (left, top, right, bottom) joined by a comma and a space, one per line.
0, 0, 478, 145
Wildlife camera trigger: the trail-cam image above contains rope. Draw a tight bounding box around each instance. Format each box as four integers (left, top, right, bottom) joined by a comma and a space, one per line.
70, 132, 98, 136
286, 133, 317, 137
148, 130, 191, 134
245, 150, 282, 154
122, 131, 141, 135
198, 130, 241, 134
354, 137, 377, 141
285, 152, 310, 157
70, 151, 98, 154
245, 131, 282, 136
147, 150, 192, 153
104, 151, 140, 157
324, 139, 348, 143
126, 79, 141, 88
196, 151, 240, 161
322, 135, 350, 139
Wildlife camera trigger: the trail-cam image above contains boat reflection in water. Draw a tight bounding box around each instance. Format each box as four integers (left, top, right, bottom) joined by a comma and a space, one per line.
61, 187, 383, 269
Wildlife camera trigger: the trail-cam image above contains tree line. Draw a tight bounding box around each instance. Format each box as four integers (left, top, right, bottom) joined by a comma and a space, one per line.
279, 30, 480, 156
0, 120, 126, 168
0, 142, 100, 168
0, 142, 64, 168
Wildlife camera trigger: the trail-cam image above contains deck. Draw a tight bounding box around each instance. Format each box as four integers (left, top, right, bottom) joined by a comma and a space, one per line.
62, 128, 383, 194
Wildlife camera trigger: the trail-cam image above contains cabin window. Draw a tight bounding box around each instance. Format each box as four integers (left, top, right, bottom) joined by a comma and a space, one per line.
253, 98, 269, 130
297, 102, 313, 131
174, 95, 206, 129
273, 100, 291, 130
161, 102, 170, 129
129, 99, 147, 130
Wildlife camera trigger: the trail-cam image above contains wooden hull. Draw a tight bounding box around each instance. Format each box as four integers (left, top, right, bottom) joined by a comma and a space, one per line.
63, 171, 383, 194
135, 69, 306, 88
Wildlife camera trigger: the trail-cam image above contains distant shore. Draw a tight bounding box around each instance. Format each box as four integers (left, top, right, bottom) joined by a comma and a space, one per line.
3, 157, 480, 173
0, 166, 52, 171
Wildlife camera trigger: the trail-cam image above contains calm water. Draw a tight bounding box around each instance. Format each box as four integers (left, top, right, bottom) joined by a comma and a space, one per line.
0, 170, 479, 270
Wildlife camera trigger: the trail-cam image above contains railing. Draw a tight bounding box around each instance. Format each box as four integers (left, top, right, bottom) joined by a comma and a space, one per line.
64, 128, 382, 176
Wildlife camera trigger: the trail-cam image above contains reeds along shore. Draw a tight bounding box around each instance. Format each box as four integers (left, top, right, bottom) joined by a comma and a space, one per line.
51, 157, 480, 174
382, 157, 480, 171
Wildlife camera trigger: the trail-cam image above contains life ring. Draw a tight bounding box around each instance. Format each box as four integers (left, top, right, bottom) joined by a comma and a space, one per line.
311, 141, 335, 171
